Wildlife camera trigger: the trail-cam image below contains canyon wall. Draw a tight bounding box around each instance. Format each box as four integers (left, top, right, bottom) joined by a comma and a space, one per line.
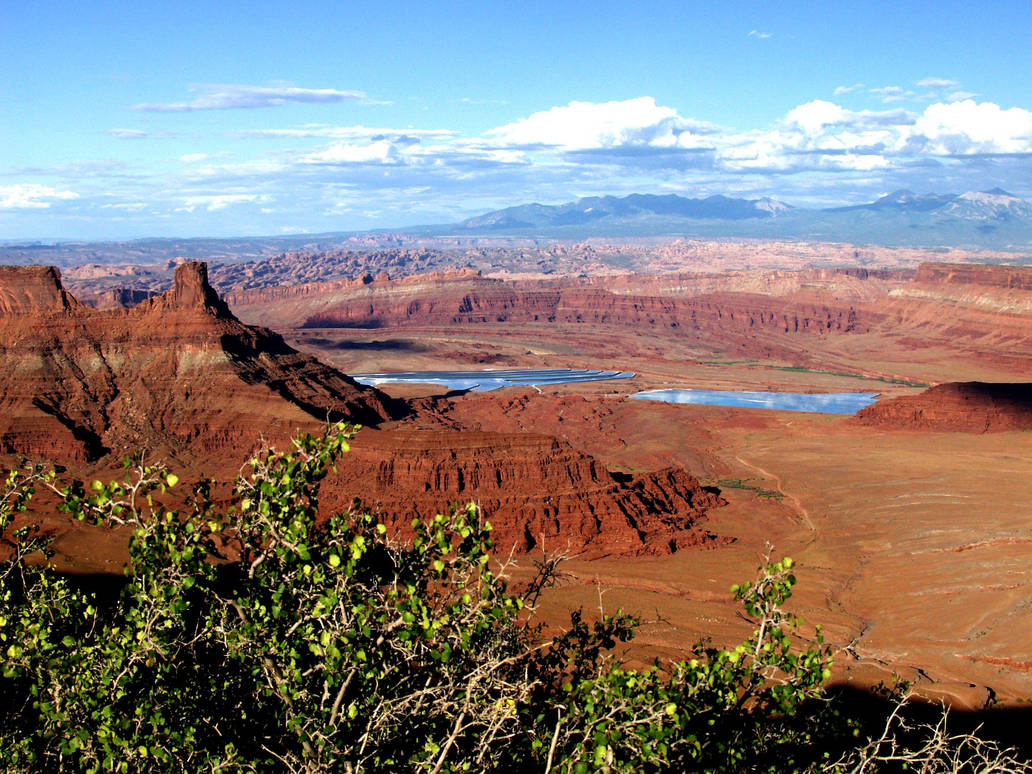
231, 271, 884, 340
0, 262, 395, 463
328, 429, 725, 557
1, 263, 723, 559
857, 382, 1032, 432
913, 262, 1032, 291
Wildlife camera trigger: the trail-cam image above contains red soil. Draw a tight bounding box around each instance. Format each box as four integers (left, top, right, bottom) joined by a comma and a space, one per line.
328, 428, 725, 558
9, 254, 1032, 703
0, 263, 723, 560
857, 382, 1032, 432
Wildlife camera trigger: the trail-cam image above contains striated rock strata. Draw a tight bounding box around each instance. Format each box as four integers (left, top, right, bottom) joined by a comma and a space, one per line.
229, 270, 882, 339
913, 262, 1032, 291
327, 429, 726, 557
1, 263, 722, 559
856, 382, 1032, 432
0, 262, 396, 463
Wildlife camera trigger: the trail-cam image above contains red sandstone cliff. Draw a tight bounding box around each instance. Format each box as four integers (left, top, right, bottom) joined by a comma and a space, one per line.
224, 264, 1032, 375
327, 429, 725, 557
0, 265, 81, 314
0, 262, 396, 463
913, 262, 1032, 291
1, 263, 723, 559
856, 382, 1032, 432
230, 270, 881, 339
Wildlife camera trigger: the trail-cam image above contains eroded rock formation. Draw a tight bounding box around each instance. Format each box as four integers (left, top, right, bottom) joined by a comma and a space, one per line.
0, 262, 396, 463
913, 262, 1032, 291
1, 262, 723, 559
327, 429, 725, 557
856, 382, 1032, 432
228, 270, 880, 340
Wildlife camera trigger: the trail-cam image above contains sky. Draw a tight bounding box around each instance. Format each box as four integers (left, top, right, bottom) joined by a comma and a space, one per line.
2, 0, 1031, 240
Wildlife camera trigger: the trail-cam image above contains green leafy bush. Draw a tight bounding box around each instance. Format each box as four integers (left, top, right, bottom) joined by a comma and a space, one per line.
0, 425, 1026, 772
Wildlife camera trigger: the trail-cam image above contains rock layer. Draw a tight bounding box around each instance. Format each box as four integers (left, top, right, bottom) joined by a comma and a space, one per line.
913, 262, 1032, 291
231, 270, 881, 342
0, 262, 396, 463
327, 429, 725, 557
856, 382, 1032, 432
1, 263, 722, 558
225, 262, 1032, 377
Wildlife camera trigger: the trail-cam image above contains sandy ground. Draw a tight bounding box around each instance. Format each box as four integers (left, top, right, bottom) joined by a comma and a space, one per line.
279, 323, 1032, 707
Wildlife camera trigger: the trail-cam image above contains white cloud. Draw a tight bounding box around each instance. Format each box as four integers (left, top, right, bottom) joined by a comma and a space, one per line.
748, 30, 773, 39
913, 100, 1032, 155
833, 83, 865, 96
303, 139, 400, 165
487, 97, 717, 151
947, 90, 978, 102
105, 128, 153, 139
273, 97, 1032, 182
868, 85, 914, 103
237, 125, 457, 141
785, 100, 850, 133
0, 184, 79, 209
14, 93, 1032, 237
917, 77, 960, 90
178, 194, 271, 212
100, 202, 147, 211
134, 83, 365, 112
105, 128, 181, 139
719, 99, 1032, 171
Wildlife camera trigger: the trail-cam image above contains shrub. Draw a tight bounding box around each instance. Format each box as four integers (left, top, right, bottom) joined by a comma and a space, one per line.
0, 425, 1026, 772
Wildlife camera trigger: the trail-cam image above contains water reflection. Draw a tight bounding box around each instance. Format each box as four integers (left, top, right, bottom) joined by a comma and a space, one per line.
631, 389, 879, 414
350, 368, 635, 392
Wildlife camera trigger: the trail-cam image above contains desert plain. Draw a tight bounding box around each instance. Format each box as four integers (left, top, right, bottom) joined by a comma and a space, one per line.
4, 241, 1032, 711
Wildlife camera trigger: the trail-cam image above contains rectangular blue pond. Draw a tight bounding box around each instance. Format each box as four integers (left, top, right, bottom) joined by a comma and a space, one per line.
350, 368, 635, 392
630, 389, 879, 414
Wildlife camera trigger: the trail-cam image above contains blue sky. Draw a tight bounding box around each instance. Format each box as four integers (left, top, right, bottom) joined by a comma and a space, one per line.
3, 0, 1031, 239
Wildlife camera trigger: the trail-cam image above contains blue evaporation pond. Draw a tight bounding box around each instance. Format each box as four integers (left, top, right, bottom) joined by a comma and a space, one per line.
350, 368, 636, 393
630, 389, 879, 415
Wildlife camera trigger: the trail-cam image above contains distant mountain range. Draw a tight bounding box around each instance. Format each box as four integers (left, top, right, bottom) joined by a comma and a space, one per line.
451, 189, 1032, 250
2, 190, 1029, 268
459, 193, 794, 229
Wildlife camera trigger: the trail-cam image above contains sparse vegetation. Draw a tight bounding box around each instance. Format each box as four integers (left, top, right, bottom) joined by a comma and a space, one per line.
0, 426, 1026, 772
767, 366, 928, 388
699, 358, 762, 366
711, 477, 786, 501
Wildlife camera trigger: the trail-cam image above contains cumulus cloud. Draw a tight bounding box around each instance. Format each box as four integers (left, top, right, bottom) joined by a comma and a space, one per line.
0, 184, 79, 209
913, 100, 1032, 155
303, 140, 401, 165
487, 97, 719, 151
784, 100, 851, 133
16, 93, 1032, 236
481, 97, 1032, 178
134, 83, 365, 112
720, 99, 1032, 172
